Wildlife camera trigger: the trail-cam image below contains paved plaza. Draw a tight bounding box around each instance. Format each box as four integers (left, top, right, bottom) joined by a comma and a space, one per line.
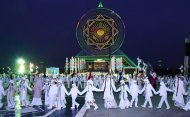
84, 92, 190, 117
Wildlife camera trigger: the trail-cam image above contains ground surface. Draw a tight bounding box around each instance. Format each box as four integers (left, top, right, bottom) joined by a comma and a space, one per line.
84, 91, 190, 117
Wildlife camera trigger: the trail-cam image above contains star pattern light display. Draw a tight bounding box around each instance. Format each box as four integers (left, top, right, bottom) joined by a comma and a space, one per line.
83, 15, 119, 50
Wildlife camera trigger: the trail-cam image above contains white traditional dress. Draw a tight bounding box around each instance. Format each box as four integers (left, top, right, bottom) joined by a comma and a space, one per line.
42, 80, 50, 106
57, 80, 69, 109
172, 76, 186, 108
48, 81, 58, 109
31, 76, 43, 106
19, 78, 32, 106
81, 80, 102, 110
183, 88, 190, 111
0, 80, 5, 108
6, 80, 17, 109
101, 75, 117, 108
116, 80, 131, 109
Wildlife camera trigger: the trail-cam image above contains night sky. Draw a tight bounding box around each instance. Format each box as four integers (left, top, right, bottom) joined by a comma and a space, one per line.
0, 0, 190, 68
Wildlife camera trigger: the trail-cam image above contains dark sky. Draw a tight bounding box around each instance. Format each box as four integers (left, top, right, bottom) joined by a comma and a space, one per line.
0, 0, 190, 68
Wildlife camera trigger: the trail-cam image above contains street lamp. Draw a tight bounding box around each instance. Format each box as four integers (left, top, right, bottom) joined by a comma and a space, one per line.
17, 58, 25, 74
17, 58, 25, 65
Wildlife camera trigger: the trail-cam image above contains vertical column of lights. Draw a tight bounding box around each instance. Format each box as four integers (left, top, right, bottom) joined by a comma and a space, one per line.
111, 56, 116, 74
75, 58, 77, 73
115, 57, 119, 72
79, 58, 82, 73
120, 57, 123, 71
81, 58, 84, 72
69, 57, 73, 74
77, 57, 80, 73
84, 58, 86, 72
65, 57, 69, 74
71, 57, 74, 74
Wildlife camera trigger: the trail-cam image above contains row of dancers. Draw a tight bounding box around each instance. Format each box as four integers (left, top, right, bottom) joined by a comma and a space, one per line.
0, 73, 190, 111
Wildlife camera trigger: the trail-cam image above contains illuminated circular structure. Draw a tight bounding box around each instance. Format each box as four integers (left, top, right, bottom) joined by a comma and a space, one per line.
76, 8, 125, 55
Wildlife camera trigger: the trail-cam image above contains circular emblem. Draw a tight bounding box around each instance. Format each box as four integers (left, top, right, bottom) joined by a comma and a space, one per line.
76, 8, 125, 55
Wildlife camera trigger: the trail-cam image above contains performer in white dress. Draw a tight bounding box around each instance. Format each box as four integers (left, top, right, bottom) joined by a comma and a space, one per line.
30, 75, 43, 106
101, 73, 117, 108
48, 80, 58, 109
116, 80, 131, 109
19, 77, 32, 107
81, 80, 102, 110
42, 79, 50, 106
172, 75, 186, 108
6, 80, 17, 109
183, 85, 190, 111
0, 80, 6, 108
57, 79, 69, 110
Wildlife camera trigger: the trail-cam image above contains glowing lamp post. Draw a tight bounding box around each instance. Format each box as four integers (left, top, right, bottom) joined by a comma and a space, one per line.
30, 62, 34, 73
17, 58, 25, 74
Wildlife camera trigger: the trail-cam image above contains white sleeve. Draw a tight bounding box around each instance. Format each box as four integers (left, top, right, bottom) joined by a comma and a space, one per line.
166, 87, 173, 92
140, 86, 145, 94
63, 86, 69, 95
151, 85, 157, 94
77, 88, 82, 95
101, 80, 105, 91
27, 85, 32, 91
111, 79, 117, 92
80, 87, 87, 95
126, 85, 131, 94
93, 86, 103, 92
115, 87, 121, 92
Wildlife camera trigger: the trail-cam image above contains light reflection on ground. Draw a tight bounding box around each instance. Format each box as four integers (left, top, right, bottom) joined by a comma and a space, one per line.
0, 82, 85, 117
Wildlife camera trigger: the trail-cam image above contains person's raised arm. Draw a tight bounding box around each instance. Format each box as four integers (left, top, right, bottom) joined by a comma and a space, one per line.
139, 85, 145, 94
93, 86, 103, 92
80, 87, 87, 95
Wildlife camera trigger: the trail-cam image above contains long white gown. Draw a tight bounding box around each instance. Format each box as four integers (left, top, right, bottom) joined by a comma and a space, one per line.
184, 101, 190, 111
101, 76, 117, 108
0, 80, 6, 108
19, 80, 32, 106
172, 77, 185, 108
116, 84, 130, 109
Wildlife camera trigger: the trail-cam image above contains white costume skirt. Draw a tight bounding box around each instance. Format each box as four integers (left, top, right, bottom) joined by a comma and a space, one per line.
119, 98, 130, 109
31, 98, 42, 106
184, 101, 190, 111
45, 93, 50, 105
85, 92, 94, 102
104, 98, 117, 108
20, 92, 27, 100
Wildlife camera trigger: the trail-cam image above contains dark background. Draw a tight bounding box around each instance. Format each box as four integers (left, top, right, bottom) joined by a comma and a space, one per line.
0, 0, 190, 69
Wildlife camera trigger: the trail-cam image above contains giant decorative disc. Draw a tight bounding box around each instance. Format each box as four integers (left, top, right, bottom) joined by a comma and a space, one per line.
76, 8, 125, 55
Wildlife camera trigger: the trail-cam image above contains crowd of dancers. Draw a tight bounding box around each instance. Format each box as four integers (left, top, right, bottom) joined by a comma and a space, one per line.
0, 72, 190, 111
